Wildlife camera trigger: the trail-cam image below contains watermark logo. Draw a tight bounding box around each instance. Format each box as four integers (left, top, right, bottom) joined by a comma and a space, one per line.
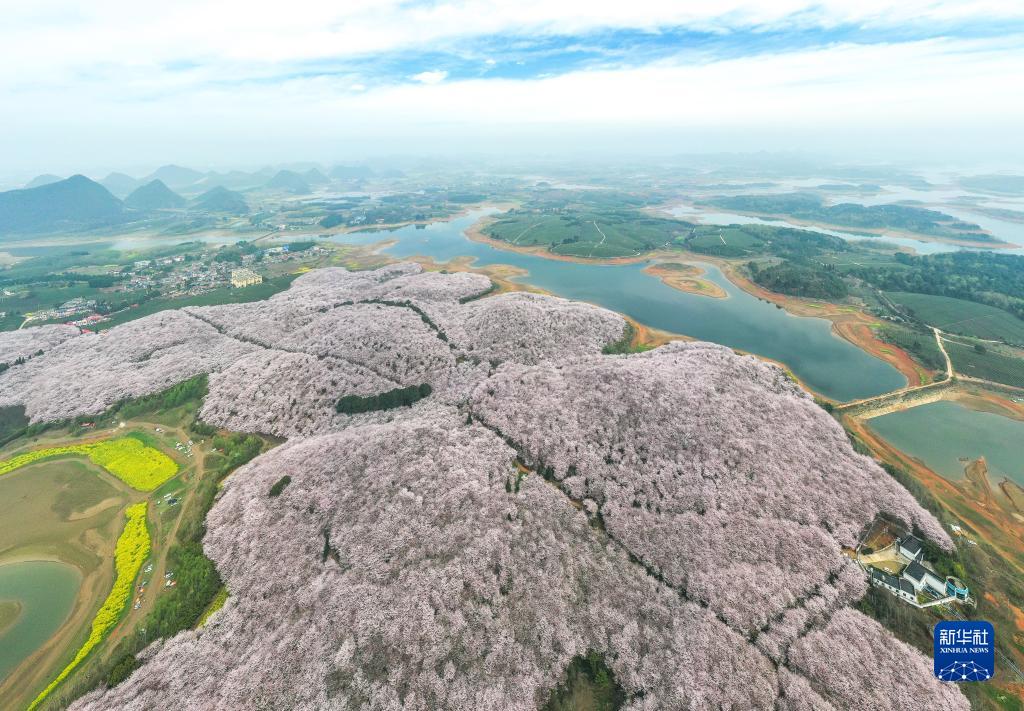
934, 620, 994, 682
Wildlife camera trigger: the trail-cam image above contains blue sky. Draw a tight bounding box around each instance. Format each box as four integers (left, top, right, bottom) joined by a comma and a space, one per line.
1, 1, 1023, 175
257, 20, 1024, 89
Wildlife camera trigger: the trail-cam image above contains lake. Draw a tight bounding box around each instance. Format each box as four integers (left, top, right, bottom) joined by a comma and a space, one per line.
869, 400, 1024, 487
325, 211, 907, 401
810, 187, 1024, 255
0, 560, 81, 684
666, 205, 962, 255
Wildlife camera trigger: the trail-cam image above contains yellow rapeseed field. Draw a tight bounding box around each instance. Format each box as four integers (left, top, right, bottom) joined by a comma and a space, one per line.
0, 436, 177, 491
28, 502, 151, 710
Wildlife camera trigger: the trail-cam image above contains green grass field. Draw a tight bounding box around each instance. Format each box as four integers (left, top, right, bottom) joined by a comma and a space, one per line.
887, 291, 1024, 344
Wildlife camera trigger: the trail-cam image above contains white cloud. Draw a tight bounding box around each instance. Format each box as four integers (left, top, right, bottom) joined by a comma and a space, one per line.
2, 1, 1022, 83
0, 2, 1022, 172
411, 70, 449, 84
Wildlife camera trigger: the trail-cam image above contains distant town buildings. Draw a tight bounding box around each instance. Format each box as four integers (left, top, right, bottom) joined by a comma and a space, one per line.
231, 268, 263, 288
25, 297, 97, 324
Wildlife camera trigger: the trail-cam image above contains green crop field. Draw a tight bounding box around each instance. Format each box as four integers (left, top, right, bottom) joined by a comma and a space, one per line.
483, 209, 684, 258
822, 250, 909, 269
887, 291, 1024, 344
684, 228, 762, 253
944, 339, 1024, 388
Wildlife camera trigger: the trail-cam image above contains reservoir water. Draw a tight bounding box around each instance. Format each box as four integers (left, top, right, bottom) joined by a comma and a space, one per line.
0, 560, 81, 683
869, 401, 1024, 487
666, 205, 963, 255
326, 211, 907, 401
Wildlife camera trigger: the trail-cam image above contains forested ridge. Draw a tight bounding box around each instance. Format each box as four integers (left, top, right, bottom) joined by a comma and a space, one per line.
851, 251, 1024, 320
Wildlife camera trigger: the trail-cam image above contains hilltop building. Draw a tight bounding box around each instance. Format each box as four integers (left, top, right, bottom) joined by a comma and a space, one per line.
231, 268, 263, 288
899, 534, 923, 561
903, 560, 946, 596
870, 568, 917, 603
863, 530, 974, 608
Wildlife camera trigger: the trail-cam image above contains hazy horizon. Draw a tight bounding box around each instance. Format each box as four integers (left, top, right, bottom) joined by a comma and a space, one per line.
2, 1, 1023, 179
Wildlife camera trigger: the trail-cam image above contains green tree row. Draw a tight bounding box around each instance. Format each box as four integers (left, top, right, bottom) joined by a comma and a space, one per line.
335, 383, 432, 414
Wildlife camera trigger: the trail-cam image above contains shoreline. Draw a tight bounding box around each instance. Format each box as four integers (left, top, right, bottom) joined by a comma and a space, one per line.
449, 212, 924, 398
0, 458, 128, 708
847, 415, 1024, 576
313, 202, 518, 242
0, 600, 23, 637
358, 212, 994, 407
464, 216, 657, 266
641, 262, 726, 299
408, 254, 685, 349
0, 550, 112, 708
405, 242, 828, 398
685, 204, 1016, 250
712, 260, 931, 389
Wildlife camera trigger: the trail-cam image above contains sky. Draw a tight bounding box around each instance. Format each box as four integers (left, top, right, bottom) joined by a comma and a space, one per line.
2, 0, 1024, 177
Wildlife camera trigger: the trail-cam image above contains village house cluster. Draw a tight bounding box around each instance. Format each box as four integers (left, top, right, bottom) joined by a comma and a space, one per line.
14, 242, 329, 332
24, 297, 97, 325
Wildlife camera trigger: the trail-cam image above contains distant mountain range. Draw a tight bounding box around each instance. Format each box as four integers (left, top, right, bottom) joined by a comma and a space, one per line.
192, 168, 274, 192
23, 174, 63, 189
192, 186, 248, 214
0, 175, 128, 235
0, 164, 397, 235
125, 179, 186, 210
303, 168, 330, 185
266, 169, 311, 194
16, 163, 386, 197
100, 172, 142, 198
144, 164, 207, 190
